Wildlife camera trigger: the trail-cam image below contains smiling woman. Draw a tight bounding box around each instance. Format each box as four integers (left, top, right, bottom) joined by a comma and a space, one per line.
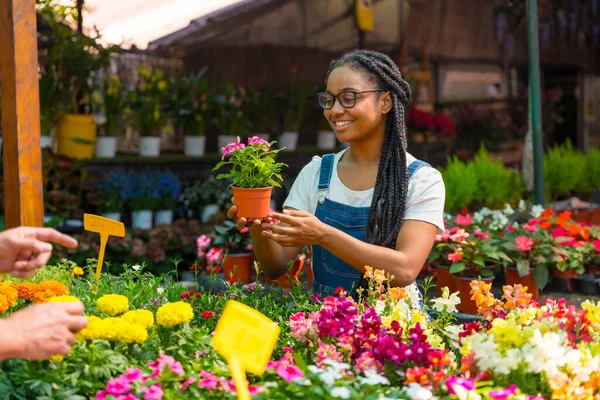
227, 49, 446, 302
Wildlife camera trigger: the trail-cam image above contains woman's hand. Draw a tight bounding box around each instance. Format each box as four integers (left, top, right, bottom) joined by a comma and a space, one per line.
226, 197, 273, 233
261, 209, 328, 247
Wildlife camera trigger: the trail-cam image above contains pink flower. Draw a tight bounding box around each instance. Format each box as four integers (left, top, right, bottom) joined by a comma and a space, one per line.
592, 240, 600, 252
551, 227, 570, 239
435, 229, 451, 242
245, 243, 253, 251
240, 227, 249, 234
197, 371, 220, 390
247, 136, 269, 147
445, 376, 476, 395
449, 229, 469, 242
105, 377, 131, 396
221, 137, 245, 160
169, 361, 184, 376
124, 368, 143, 382
289, 312, 312, 342
523, 223, 538, 233
488, 384, 518, 399
455, 214, 473, 226
196, 234, 211, 250
140, 384, 163, 400
276, 365, 304, 382
118, 395, 140, 400
515, 236, 534, 252
96, 391, 110, 400
205, 248, 224, 266
507, 225, 514, 232
248, 385, 262, 396
474, 229, 490, 240
447, 246, 463, 263
181, 378, 196, 391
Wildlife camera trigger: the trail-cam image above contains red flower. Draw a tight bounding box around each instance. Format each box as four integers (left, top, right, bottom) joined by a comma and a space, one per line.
228, 276, 237, 283
208, 266, 221, 274
333, 286, 346, 295
190, 263, 203, 271
202, 311, 215, 319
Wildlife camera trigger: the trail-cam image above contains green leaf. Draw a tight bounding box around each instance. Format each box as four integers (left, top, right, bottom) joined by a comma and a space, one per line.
532, 265, 549, 289
480, 269, 494, 278
449, 262, 466, 274
516, 259, 530, 277
473, 256, 486, 267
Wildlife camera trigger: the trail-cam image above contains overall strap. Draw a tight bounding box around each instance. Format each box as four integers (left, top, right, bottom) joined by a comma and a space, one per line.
318, 154, 336, 190
407, 159, 431, 179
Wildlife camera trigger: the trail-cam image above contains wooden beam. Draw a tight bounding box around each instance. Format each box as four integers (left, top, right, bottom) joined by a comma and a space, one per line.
0, 0, 44, 228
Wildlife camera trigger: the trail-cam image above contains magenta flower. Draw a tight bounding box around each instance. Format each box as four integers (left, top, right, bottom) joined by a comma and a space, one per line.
205, 248, 224, 265
276, 365, 304, 382
247, 136, 269, 147
515, 236, 534, 251
169, 361, 185, 376
592, 239, 600, 252
455, 214, 473, 226
240, 227, 249, 234
473, 229, 490, 240
488, 384, 518, 399
221, 137, 245, 160
123, 368, 143, 382
140, 384, 163, 400
96, 390, 110, 400
181, 378, 196, 391
445, 376, 476, 395
105, 376, 131, 396
196, 234, 211, 250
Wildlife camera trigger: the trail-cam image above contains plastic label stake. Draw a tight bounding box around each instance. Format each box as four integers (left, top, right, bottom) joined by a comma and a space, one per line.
212, 300, 280, 400
83, 214, 125, 281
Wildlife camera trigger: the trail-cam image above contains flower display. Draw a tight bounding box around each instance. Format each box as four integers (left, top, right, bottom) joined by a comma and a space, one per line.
48, 295, 81, 303
33, 281, 69, 303
121, 310, 155, 329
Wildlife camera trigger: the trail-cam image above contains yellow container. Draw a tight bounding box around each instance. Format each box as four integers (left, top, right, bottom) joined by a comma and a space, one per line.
56, 114, 97, 159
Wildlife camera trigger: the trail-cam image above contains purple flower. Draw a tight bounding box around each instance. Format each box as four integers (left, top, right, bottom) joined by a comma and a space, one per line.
488, 384, 518, 399
445, 376, 476, 395
244, 282, 256, 292
310, 293, 322, 302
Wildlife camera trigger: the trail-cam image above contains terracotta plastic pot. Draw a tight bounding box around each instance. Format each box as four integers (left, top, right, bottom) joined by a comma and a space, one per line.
232, 186, 273, 220
433, 265, 455, 298
265, 254, 305, 289
455, 276, 495, 315
222, 253, 254, 284
505, 266, 539, 301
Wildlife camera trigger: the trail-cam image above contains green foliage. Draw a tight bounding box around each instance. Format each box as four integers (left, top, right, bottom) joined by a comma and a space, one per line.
471, 146, 524, 210
212, 220, 251, 254
212, 83, 248, 137
583, 147, 600, 196
543, 140, 585, 201
246, 89, 276, 133
171, 70, 211, 137
440, 156, 479, 213
284, 83, 313, 132
213, 139, 287, 188
127, 68, 172, 136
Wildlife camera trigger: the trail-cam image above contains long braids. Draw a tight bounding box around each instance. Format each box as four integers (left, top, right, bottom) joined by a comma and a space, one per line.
327, 50, 412, 249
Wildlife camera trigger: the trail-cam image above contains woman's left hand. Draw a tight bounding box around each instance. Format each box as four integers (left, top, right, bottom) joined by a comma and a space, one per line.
261, 210, 328, 247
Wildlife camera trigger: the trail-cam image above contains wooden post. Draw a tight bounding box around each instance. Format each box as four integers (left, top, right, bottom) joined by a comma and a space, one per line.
0, 0, 45, 228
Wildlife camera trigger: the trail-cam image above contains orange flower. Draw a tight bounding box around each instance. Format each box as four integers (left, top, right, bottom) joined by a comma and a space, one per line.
502, 284, 532, 310
540, 208, 554, 221
388, 287, 407, 301
373, 269, 386, 285
363, 265, 373, 279
0, 286, 18, 304
539, 221, 552, 230
16, 282, 37, 300
33, 281, 69, 304
0, 294, 8, 314
470, 280, 500, 317
73, 266, 84, 276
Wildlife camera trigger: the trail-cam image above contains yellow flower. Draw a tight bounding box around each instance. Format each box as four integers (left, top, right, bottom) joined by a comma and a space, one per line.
49, 354, 64, 363
156, 301, 194, 327
0, 294, 8, 314
116, 320, 148, 344
73, 266, 84, 276
48, 295, 81, 303
373, 269, 386, 285
0, 286, 18, 304
122, 310, 154, 328
157, 80, 167, 91
96, 294, 129, 316
0, 279, 15, 288
363, 266, 373, 279
76, 316, 103, 341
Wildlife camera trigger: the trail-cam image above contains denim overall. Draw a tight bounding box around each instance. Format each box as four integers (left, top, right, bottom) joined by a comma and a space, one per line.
312, 153, 431, 299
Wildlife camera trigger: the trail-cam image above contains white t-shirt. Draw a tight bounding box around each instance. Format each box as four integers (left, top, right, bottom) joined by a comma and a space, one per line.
283, 148, 446, 233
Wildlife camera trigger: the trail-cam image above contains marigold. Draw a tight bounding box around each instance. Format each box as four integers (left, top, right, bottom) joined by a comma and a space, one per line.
116, 320, 148, 344
0, 280, 15, 288
0, 294, 8, 314
121, 309, 155, 328
73, 266, 84, 276
16, 282, 37, 300
33, 281, 69, 304
48, 295, 81, 304
96, 294, 129, 316
0, 286, 18, 304
76, 316, 103, 341
156, 301, 194, 327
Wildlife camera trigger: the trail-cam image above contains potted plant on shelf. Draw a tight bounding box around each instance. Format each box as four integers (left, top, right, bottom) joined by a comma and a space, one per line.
87, 170, 128, 221
213, 136, 287, 220
123, 171, 160, 229
38, 3, 113, 160
95, 75, 127, 158
281, 82, 312, 151
317, 113, 336, 150
38, 70, 64, 149
247, 89, 275, 142
179, 176, 232, 222
129, 68, 171, 157
211, 219, 253, 284
154, 170, 182, 225
213, 83, 248, 151
173, 71, 211, 157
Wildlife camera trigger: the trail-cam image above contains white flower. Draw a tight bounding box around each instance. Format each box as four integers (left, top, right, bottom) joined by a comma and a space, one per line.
401, 383, 433, 400
308, 365, 324, 374
131, 264, 142, 271
503, 204, 515, 215
430, 288, 460, 314
405, 284, 422, 309
531, 204, 545, 218
322, 360, 351, 372
318, 370, 341, 386
518, 199, 527, 211
156, 287, 164, 295
331, 387, 351, 399
358, 369, 389, 386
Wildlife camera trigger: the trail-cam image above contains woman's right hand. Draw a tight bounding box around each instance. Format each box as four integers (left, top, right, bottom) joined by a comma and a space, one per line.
227, 197, 273, 232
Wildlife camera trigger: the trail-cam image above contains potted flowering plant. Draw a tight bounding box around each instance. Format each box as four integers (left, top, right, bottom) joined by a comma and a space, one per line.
173, 71, 211, 156
281, 81, 312, 151
128, 68, 171, 157
122, 171, 160, 229
213, 83, 248, 151
213, 136, 287, 220
87, 170, 129, 221
211, 219, 253, 283
246, 89, 275, 142
96, 75, 127, 158
154, 170, 182, 225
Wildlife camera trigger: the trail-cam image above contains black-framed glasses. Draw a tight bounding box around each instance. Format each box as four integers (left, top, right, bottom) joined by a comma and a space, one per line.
316, 89, 385, 110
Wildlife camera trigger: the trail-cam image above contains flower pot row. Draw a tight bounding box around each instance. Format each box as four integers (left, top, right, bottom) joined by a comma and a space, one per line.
101, 210, 174, 230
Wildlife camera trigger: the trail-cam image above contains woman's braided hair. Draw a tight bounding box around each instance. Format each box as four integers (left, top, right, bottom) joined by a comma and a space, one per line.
327, 49, 412, 249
